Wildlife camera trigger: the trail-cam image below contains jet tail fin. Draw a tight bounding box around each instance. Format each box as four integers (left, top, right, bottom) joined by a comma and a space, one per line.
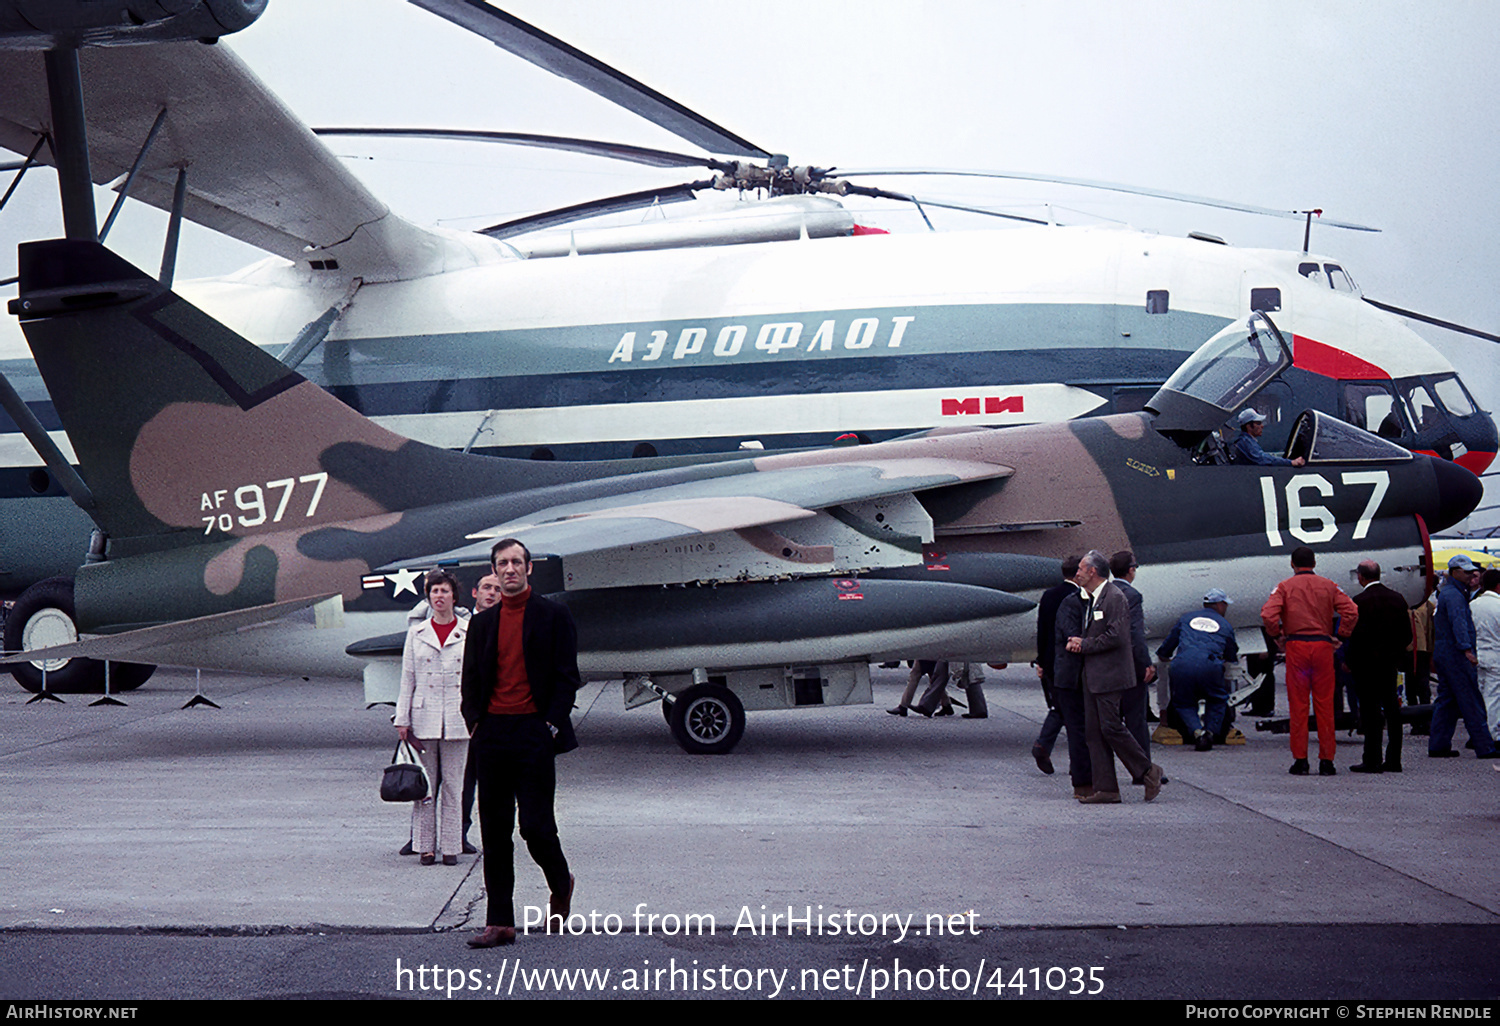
9, 239, 522, 551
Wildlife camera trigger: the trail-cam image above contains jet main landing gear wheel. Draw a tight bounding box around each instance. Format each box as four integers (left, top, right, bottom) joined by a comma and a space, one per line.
3, 577, 154, 693
668, 683, 745, 755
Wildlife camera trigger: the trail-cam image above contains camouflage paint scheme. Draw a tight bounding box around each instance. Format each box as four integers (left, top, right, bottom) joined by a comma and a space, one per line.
8, 240, 1482, 678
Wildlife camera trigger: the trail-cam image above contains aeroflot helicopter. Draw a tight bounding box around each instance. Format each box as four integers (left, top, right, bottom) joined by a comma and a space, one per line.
0, 0, 1493, 693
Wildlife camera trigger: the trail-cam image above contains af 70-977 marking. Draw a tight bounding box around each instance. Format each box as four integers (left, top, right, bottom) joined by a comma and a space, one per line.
200, 472, 328, 534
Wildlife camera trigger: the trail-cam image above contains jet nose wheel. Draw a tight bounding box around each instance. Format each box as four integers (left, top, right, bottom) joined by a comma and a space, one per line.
668, 683, 746, 755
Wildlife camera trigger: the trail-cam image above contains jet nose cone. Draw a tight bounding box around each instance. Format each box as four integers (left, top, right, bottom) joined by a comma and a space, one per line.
1426, 454, 1484, 533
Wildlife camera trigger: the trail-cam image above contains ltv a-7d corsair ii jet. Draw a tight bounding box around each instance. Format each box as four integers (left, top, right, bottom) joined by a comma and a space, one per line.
5, 237, 1480, 752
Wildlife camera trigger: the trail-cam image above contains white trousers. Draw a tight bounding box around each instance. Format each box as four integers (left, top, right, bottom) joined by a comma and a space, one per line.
411, 738, 468, 857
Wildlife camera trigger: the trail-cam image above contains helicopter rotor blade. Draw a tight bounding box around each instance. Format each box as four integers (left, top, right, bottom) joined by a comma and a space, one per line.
311, 127, 727, 170
478, 180, 715, 240
1360, 298, 1500, 344
410, 0, 768, 159
833, 167, 1381, 232
840, 183, 1050, 225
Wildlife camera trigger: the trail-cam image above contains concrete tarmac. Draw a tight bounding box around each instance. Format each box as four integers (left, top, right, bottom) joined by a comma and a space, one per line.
2, 665, 1497, 1000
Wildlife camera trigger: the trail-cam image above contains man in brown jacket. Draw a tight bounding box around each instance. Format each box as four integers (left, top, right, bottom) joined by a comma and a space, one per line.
1067, 550, 1165, 803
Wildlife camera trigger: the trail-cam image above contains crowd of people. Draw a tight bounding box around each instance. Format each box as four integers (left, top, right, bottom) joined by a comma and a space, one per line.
390, 530, 1499, 944
1019, 546, 1500, 799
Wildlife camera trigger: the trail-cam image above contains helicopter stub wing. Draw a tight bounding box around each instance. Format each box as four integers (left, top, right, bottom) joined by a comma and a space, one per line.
0, 41, 500, 282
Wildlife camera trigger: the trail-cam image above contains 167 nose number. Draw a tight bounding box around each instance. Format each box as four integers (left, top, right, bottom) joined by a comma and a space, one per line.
1259, 470, 1389, 546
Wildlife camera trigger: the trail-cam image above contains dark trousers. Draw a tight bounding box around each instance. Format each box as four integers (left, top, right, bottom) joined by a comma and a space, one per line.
461, 749, 477, 839
1035, 678, 1063, 754
1408, 650, 1431, 706
1122, 681, 1151, 757
1084, 689, 1152, 794
1354, 664, 1403, 768
473, 714, 570, 928
1053, 686, 1092, 789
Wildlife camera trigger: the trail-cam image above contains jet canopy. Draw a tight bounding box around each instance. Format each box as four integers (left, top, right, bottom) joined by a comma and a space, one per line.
1146, 312, 1293, 438
1285, 409, 1411, 463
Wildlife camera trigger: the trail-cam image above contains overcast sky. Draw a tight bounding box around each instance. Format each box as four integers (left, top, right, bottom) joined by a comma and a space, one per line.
2, 0, 1497, 522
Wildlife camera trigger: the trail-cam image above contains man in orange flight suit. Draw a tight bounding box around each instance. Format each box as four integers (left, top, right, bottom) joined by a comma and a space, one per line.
1260, 546, 1359, 776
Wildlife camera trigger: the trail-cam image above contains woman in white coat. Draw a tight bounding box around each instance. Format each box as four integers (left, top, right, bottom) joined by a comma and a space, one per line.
395, 569, 469, 865
1471, 568, 1500, 731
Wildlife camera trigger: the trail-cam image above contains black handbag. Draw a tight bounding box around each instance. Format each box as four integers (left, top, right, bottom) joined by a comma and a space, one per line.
380, 739, 430, 802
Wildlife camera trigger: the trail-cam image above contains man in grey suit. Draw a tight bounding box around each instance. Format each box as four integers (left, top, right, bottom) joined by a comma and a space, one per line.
1067, 550, 1165, 804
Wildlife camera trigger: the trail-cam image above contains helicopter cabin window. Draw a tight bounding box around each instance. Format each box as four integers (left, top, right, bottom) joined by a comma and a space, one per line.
1431, 375, 1477, 417
1146, 290, 1169, 314
1324, 264, 1357, 293
1250, 288, 1281, 312
1341, 382, 1405, 439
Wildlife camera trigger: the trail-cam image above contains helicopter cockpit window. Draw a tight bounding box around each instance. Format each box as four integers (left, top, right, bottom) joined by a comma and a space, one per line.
1324, 264, 1357, 293
1341, 381, 1406, 439
1286, 410, 1413, 464
1432, 374, 1477, 417
1402, 382, 1443, 432
1146, 290, 1169, 314
1297, 261, 1323, 284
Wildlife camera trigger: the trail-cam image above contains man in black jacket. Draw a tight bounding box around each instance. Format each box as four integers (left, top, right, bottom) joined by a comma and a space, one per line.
1345, 559, 1413, 773
462, 538, 581, 948
1031, 555, 1080, 774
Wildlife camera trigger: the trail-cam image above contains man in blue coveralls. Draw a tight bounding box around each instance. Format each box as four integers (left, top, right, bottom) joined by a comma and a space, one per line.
1230, 409, 1306, 467
1157, 588, 1240, 752
1429, 554, 1500, 759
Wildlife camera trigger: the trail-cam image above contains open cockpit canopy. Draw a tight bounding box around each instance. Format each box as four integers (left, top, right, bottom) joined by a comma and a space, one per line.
1146, 312, 1293, 437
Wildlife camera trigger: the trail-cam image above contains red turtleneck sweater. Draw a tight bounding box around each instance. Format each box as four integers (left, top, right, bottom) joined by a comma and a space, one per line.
487, 588, 538, 715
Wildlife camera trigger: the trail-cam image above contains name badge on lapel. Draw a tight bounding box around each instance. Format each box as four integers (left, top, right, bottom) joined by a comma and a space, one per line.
1092, 610, 1104, 621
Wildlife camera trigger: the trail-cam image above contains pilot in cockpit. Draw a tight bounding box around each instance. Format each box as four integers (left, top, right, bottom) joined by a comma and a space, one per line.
1229, 409, 1306, 467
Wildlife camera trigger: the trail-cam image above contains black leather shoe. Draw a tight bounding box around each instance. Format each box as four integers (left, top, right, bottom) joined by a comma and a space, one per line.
886, 706, 908, 717
1382, 762, 1402, 773
1289, 758, 1310, 775
420, 853, 435, 866
961, 713, 987, 719
468, 926, 516, 948
442, 854, 458, 866
1319, 760, 1337, 776
1032, 744, 1055, 775
399, 841, 414, 856
462, 839, 478, 855
1429, 749, 1461, 758
1348, 763, 1383, 773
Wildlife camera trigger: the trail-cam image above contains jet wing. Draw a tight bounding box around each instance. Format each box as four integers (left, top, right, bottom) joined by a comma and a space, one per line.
0, 593, 340, 664
383, 457, 1014, 568
0, 43, 495, 281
